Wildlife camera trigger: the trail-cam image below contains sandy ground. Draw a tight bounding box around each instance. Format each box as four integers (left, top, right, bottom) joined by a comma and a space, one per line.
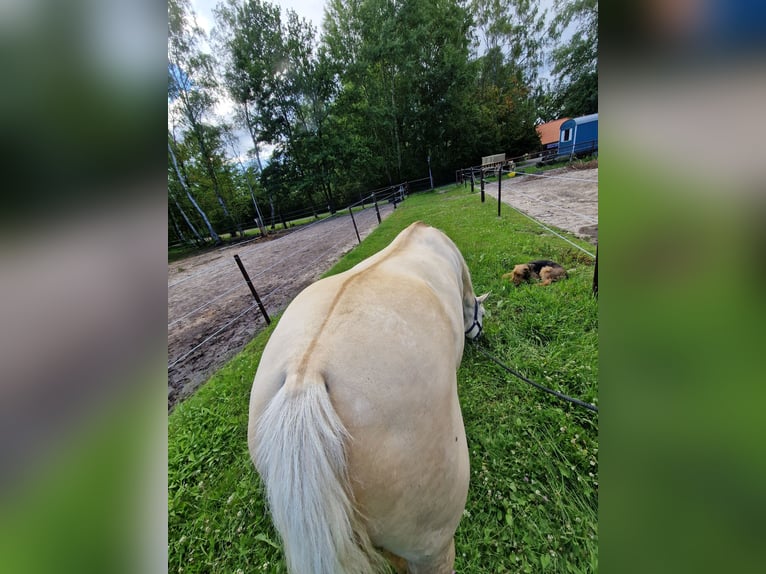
167, 167, 598, 409
168, 204, 394, 409
482, 166, 598, 243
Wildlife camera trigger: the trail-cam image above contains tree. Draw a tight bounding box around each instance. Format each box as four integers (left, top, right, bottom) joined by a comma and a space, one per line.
167, 0, 586, 247
214, 0, 284, 173
220, 124, 269, 236
168, 132, 221, 245
216, 0, 342, 210
169, 0, 243, 238
468, 0, 547, 158
470, 0, 548, 87
548, 0, 598, 117
323, 0, 478, 184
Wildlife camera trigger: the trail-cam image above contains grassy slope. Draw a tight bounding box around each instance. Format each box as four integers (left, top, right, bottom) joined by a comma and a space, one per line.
169, 184, 598, 573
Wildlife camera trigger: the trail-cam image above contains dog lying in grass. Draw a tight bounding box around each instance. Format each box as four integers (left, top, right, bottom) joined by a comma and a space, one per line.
503, 260, 568, 286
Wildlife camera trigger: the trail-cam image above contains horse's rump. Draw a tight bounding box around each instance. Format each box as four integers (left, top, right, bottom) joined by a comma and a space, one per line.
249, 222, 479, 573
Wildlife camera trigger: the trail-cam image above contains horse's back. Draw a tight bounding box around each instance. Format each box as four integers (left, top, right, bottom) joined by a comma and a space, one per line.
248, 222, 470, 570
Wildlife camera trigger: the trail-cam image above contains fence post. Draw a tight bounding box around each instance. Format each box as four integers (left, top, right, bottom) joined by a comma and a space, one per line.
372, 192, 381, 224
233, 254, 271, 325
592, 245, 598, 297
349, 206, 361, 244
497, 166, 502, 217
480, 170, 485, 202
470, 171, 475, 193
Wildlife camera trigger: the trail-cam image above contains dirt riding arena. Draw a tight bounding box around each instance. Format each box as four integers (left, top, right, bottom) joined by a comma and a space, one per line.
168, 167, 597, 409
484, 165, 598, 243
168, 205, 394, 409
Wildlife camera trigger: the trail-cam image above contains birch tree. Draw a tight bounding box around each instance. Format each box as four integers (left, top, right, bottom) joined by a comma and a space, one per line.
168, 0, 243, 238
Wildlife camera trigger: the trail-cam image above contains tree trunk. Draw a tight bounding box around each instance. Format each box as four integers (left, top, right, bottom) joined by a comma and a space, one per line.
170, 190, 204, 246
194, 125, 243, 238
168, 140, 221, 245
242, 105, 268, 237
246, 176, 268, 237
168, 206, 188, 245
389, 67, 403, 180
268, 195, 276, 230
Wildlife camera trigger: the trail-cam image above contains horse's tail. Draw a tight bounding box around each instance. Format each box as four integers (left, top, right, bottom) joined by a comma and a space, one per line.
252, 378, 385, 574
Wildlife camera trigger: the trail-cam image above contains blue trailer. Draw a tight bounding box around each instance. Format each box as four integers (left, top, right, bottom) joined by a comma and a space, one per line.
558, 113, 598, 158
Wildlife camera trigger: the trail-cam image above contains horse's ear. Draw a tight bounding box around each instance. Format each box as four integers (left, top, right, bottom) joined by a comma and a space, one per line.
477, 292, 490, 303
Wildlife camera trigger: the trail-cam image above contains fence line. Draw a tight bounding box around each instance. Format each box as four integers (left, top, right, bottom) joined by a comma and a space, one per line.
460, 166, 596, 185
498, 188, 597, 224
168, 302, 260, 370
503, 203, 596, 258
169, 212, 342, 289
168, 175, 426, 377
168, 281, 244, 328
168, 201, 392, 373
169, 212, 353, 328
457, 162, 597, 258
218, 211, 338, 252
513, 171, 597, 183
257, 210, 380, 302
169, 178, 418, 289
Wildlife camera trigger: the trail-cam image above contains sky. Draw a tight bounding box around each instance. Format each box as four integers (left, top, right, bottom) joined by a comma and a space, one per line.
192, 0, 327, 33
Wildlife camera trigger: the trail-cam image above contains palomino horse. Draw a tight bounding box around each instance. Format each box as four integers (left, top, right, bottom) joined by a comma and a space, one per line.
248, 221, 487, 573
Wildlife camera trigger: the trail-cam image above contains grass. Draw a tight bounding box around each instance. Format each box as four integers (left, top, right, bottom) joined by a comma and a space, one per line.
168, 183, 598, 573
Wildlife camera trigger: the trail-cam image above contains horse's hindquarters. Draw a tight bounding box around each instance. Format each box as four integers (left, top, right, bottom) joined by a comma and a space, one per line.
329, 353, 470, 562
248, 222, 477, 572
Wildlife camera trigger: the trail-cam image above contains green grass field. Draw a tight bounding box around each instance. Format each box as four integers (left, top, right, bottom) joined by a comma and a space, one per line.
168, 183, 598, 573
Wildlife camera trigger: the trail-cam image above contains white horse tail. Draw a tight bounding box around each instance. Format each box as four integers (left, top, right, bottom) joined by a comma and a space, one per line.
253, 378, 385, 574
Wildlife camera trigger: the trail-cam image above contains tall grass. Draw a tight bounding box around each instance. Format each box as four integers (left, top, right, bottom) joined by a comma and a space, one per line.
168, 184, 598, 573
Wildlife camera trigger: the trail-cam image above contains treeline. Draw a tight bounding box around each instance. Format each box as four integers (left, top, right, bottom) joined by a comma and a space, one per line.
168, 0, 597, 247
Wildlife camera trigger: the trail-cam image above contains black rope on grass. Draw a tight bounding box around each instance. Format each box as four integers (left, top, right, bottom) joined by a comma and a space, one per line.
471, 343, 598, 413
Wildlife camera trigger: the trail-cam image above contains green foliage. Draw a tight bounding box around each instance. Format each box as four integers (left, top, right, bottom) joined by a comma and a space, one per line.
168, 0, 598, 248
547, 0, 598, 117
169, 0, 250, 243
168, 185, 598, 572
470, 0, 548, 86
323, 0, 479, 185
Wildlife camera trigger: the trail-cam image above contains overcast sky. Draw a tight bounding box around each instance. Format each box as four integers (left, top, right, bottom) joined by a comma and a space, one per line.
191, 0, 327, 33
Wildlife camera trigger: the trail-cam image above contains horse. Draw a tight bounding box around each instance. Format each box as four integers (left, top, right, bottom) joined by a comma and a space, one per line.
248, 221, 487, 573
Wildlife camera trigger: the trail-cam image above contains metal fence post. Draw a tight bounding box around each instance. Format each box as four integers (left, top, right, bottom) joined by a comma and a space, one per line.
592, 246, 598, 297
349, 206, 361, 244
372, 192, 381, 224
480, 170, 485, 202
233, 254, 271, 325
497, 166, 502, 217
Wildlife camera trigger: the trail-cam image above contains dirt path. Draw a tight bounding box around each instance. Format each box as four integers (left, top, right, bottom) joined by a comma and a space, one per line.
168, 204, 394, 409
483, 165, 598, 243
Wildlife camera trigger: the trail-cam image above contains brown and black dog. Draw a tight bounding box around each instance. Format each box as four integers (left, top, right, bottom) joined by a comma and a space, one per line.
503, 260, 568, 286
